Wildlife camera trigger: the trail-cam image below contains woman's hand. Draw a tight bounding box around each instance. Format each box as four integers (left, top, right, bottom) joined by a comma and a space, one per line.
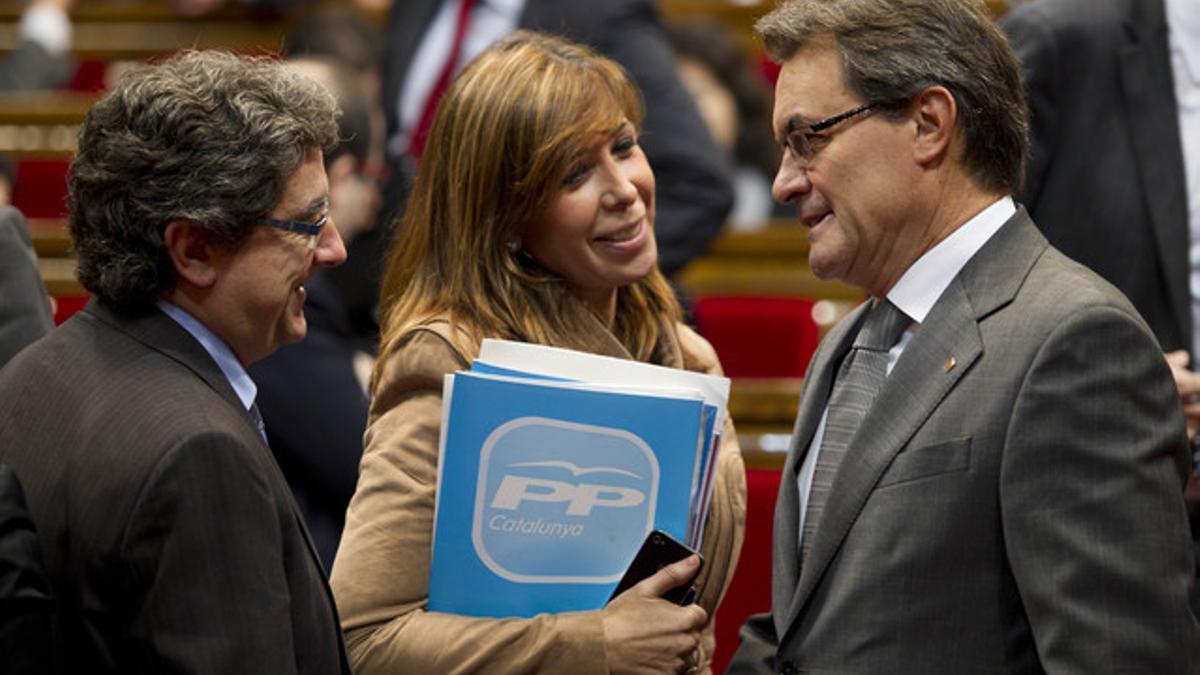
602, 554, 708, 674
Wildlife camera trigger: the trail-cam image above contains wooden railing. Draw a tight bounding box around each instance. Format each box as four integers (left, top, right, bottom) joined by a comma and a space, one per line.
729, 377, 800, 469
0, 91, 93, 154
0, 2, 294, 59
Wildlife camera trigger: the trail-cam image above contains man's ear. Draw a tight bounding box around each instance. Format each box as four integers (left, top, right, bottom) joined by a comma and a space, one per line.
163, 220, 218, 289
911, 85, 957, 166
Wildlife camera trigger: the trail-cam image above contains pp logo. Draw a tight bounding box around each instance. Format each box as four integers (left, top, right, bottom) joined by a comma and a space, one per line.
472, 416, 659, 583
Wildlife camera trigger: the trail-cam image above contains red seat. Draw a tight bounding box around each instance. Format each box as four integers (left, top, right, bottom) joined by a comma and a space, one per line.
52, 294, 89, 325
66, 59, 108, 93
712, 467, 781, 673
693, 296, 819, 378
11, 159, 71, 220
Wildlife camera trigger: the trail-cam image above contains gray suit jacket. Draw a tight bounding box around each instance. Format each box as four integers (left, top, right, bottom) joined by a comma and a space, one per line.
0, 206, 53, 369
0, 40, 70, 91
1003, 0, 1190, 353
731, 211, 1196, 673
0, 300, 351, 674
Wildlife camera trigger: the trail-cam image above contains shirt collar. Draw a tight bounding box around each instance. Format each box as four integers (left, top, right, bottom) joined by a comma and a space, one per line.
156, 300, 258, 412
886, 196, 1016, 323
1167, 0, 1200, 87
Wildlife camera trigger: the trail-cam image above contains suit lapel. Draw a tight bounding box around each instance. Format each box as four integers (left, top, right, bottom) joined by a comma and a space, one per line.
84, 300, 247, 414
778, 210, 1049, 638
1118, 0, 1191, 347
771, 304, 866, 639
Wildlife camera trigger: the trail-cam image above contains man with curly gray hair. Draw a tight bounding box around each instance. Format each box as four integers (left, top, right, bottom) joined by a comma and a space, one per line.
0, 50, 352, 673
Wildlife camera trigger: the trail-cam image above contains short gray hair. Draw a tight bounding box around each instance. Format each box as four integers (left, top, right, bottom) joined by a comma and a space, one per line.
756, 0, 1028, 194
68, 50, 340, 312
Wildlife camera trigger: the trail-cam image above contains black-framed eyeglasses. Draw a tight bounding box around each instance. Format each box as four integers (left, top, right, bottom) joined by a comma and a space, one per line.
263, 212, 328, 249
783, 102, 879, 163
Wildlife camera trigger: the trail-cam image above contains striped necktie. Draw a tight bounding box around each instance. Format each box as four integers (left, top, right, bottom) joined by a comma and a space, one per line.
801, 299, 910, 559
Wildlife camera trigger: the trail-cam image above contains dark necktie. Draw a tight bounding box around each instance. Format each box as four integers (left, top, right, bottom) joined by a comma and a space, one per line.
249, 401, 268, 445
801, 299, 910, 559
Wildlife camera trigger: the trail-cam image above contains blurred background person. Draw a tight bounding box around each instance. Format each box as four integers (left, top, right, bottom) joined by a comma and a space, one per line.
668, 17, 781, 231
0, 0, 75, 230
249, 55, 381, 570
282, 4, 388, 176
0, 0, 73, 91
1003, 0, 1197, 378
331, 31, 745, 675
281, 3, 396, 341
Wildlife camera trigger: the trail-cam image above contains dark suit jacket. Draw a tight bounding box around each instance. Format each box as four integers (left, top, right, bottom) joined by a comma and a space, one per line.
1003, 0, 1191, 353
0, 206, 53, 369
249, 275, 368, 570
0, 300, 351, 674
731, 211, 1196, 673
0, 463, 53, 675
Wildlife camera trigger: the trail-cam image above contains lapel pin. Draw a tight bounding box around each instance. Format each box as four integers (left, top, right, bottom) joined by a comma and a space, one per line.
944, 356, 956, 372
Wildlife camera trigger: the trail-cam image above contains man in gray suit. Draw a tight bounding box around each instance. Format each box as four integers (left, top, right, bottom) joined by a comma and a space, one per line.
729, 0, 1197, 672
0, 206, 53, 368
0, 51, 352, 673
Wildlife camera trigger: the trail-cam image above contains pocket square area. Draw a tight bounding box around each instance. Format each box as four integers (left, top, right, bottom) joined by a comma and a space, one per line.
876, 437, 971, 489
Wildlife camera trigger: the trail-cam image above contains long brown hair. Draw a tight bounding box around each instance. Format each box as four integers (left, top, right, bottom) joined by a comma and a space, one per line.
376, 31, 682, 377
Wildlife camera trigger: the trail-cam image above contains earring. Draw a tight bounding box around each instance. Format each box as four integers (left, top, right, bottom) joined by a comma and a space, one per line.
507, 238, 537, 268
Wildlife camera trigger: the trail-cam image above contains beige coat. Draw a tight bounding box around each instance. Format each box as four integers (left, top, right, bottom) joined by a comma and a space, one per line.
331, 318, 746, 674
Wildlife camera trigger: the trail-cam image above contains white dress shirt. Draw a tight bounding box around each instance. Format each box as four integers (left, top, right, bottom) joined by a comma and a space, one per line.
795, 197, 1017, 547
392, 0, 524, 155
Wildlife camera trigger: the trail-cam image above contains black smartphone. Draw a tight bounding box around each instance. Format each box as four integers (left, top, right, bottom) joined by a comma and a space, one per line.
607, 529, 703, 606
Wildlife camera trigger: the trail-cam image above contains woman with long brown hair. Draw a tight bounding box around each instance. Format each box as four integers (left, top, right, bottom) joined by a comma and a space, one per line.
331, 31, 745, 674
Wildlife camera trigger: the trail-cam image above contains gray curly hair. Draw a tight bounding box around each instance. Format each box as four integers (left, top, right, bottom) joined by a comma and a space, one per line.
68, 50, 340, 312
